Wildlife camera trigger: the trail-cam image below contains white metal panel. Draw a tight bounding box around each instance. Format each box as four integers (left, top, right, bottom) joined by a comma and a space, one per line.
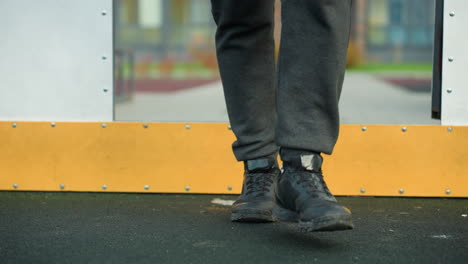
0, 0, 113, 121
441, 0, 468, 125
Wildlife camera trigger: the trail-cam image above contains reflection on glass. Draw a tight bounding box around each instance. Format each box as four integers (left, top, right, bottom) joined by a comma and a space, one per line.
114, 0, 438, 125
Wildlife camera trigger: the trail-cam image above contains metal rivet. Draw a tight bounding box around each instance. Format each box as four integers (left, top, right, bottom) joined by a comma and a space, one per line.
13, 184, 18, 189
185, 186, 190, 191
448, 127, 453, 132
449, 11, 455, 17
143, 124, 149, 128
103, 89, 109, 93
360, 188, 366, 194
102, 56, 107, 60
12, 123, 17, 128
51, 122, 56, 127
102, 10, 107, 16
402, 127, 407, 132
59, 184, 65, 190
447, 89, 453, 94
227, 186, 233, 191
448, 57, 454, 62
185, 124, 191, 130
101, 123, 107, 128
361, 126, 367, 132
445, 189, 451, 195
228, 125, 232, 130
102, 184, 107, 190
399, 188, 404, 194
144, 185, 150, 190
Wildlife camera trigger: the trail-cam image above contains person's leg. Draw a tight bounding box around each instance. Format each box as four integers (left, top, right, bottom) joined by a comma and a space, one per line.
277, 0, 352, 155
276, 0, 354, 232
211, 0, 278, 162
211, 0, 279, 222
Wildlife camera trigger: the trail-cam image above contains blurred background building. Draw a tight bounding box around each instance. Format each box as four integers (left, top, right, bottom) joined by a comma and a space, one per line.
352, 0, 435, 64
115, 0, 435, 77
114, 0, 437, 125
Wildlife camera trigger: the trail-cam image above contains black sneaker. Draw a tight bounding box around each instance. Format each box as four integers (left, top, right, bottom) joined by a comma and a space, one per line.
231, 156, 280, 222
277, 153, 354, 232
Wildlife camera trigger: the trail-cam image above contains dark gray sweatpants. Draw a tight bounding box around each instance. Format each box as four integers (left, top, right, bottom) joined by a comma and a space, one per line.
211, 0, 352, 161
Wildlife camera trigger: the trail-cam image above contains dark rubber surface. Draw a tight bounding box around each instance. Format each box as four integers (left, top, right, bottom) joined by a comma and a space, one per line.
1, 192, 467, 263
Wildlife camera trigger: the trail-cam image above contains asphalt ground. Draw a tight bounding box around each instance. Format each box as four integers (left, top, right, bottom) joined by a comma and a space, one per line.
1, 192, 467, 264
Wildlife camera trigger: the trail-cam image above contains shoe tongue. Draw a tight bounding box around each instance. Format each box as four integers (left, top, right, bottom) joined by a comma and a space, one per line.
245, 158, 276, 172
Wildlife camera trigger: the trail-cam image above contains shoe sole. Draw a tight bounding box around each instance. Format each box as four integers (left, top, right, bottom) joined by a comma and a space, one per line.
298, 214, 354, 232
274, 205, 354, 232
231, 206, 354, 231
231, 209, 274, 223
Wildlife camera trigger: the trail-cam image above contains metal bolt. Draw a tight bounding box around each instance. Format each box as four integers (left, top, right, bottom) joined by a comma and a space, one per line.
13, 184, 18, 189
102, 184, 107, 190
102, 10, 107, 16
143, 124, 149, 128
399, 188, 405, 194
445, 189, 451, 195
12, 123, 17, 128
51, 122, 56, 127
448, 57, 454, 62
361, 126, 367, 132
228, 125, 232, 130
360, 188, 366, 194
447, 89, 453, 94
448, 127, 453, 132
102, 56, 107, 60
59, 184, 65, 190
402, 127, 407, 132
185, 186, 190, 191
449, 11, 455, 17
101, 123, 107, 128
185, 124, 191, 130
103, 89, 109, 93
227, 186, 233, 191
144, 185, 150, 190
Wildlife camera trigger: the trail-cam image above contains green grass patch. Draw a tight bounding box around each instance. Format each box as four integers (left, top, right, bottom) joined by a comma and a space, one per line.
347, 63, 432, 73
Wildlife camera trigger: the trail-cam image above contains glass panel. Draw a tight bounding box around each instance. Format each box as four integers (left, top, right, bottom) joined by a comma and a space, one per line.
114, 0, 222, 122
114, 0, 438, 125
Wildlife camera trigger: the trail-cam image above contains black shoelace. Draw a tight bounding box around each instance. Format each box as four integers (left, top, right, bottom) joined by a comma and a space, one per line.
296, 169, 333, 197
245, 172, 275, 197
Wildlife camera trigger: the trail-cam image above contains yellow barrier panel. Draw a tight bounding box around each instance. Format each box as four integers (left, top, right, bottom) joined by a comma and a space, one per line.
1, 122, 467, 197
